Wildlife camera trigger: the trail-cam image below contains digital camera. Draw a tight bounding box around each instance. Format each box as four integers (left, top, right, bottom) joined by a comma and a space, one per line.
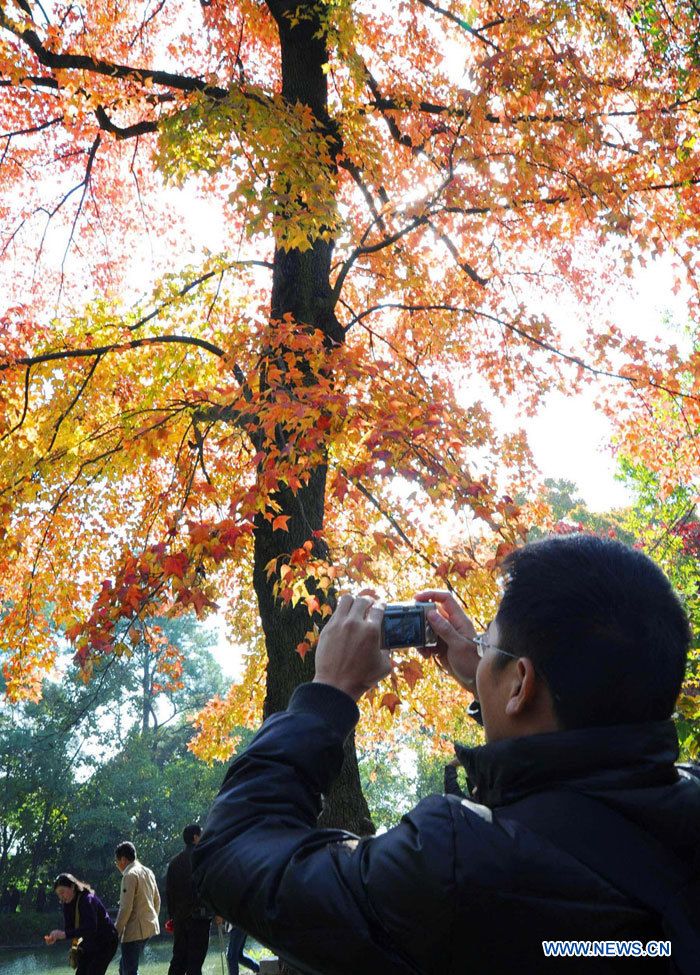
381, 602, 438, 651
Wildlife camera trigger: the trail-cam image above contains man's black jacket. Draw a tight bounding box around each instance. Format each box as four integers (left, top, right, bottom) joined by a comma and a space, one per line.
192, 683, 700, 974
166, 845, 207, 923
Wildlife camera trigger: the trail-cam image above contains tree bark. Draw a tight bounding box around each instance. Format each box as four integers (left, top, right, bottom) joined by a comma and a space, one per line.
22, 800, 53, 909
141, 647, 151, 736
252, 0, 373, 835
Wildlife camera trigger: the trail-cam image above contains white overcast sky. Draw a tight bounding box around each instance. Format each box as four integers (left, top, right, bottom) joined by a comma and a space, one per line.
525, 256, 691, 512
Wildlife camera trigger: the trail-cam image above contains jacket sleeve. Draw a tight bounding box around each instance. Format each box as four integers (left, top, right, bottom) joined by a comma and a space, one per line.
64, 892, 98, 940
165, 861, 174, 920
152, 871, 161, 916
193, 683, 458, 975
114, 871, 136, 938
444, 764, 467, 798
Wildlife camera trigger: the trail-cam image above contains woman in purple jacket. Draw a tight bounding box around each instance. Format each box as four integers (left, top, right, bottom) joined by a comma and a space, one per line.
45, 873, 118, 975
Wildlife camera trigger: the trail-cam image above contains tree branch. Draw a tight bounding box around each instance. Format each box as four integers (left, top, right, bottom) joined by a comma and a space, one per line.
0, 365, 31, 443
94, 105, 159, 140
332, 213, 429, 303
427, 222, 488, 286
416, 0, 501, 51
345, 301, 700, 402
337, 157, 388, 231
126, 260, 273, 333
366, 92, 700, 128
0, 334, 226, 372
58, 133, 101, 300
47, 353, 103, 453
0, 11, 230, 98
128, 0, 168, 50
337, 464, 463, 594
0, 115, 62, 139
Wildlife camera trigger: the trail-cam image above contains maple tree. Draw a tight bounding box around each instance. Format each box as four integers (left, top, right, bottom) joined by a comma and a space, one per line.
1, 1, 700, 827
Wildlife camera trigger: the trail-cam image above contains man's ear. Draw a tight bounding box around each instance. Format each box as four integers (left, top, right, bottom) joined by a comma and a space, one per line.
504, 657, 538, 716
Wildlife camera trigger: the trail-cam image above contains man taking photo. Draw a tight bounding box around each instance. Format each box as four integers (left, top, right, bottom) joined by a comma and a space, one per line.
193, 535, 700, 973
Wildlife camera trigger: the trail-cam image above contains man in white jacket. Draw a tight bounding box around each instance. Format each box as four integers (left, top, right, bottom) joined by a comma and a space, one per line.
115, 841, 161, 975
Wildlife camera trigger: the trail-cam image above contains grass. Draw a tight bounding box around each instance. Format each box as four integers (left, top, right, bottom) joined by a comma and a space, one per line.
0, 938, 273, 975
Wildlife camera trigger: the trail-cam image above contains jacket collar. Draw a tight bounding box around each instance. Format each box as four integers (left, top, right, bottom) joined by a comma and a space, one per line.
457, 720, 680, 808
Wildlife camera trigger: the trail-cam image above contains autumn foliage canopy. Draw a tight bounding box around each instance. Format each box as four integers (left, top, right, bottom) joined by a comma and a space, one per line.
0, 0, 699, 765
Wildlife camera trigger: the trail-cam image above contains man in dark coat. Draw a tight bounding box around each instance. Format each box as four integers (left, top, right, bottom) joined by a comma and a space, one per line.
165, 824, 211, 975
193, 535, 700, 974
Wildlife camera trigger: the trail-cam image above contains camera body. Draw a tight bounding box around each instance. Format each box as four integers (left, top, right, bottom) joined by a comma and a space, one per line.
381, 602, 438, 650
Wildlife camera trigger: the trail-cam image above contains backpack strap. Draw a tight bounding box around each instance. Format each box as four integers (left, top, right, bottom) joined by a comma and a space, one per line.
497, 790, 699, 975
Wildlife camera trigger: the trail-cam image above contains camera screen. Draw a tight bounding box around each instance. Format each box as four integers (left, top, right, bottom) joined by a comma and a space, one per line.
383, 611, 423, 648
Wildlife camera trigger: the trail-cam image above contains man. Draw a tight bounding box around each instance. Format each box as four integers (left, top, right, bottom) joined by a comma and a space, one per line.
165, 824, 212, 975
193, 535, 700, 974
114, 841, 161, 975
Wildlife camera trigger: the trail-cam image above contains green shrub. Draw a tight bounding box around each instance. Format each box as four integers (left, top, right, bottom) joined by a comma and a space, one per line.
0, 910, 57, 946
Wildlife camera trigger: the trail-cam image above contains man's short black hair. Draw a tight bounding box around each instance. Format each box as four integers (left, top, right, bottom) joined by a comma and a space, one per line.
495, 534, 691, 729
115, 841, 137, 862
183, 823, 201, 846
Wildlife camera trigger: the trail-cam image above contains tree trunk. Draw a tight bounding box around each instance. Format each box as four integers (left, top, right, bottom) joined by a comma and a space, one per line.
141, 646, 151, 736
0, 824, 13, 887
23, 800, 53, 908
252, 0, 373, 835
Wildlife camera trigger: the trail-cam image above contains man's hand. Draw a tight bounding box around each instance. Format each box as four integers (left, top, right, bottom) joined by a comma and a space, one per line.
414, 590, 479, 690
313, 594, 390, 702
44, 930, 65, 944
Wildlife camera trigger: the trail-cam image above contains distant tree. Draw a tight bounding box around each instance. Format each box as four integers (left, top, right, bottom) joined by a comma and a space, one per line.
0, 677, 93, 902
357, 739, 417, 830
102, 616, 228, 738
540, 479, 586, 524
65, 725, 232, 903
617, 460, 700, 759
529, 477, 636, 545
0, 615, 232, 906
359, 706, 483, 830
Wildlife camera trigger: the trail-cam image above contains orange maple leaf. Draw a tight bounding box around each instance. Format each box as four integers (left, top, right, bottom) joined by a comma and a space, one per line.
163, 552, 189, 580
380, 692, 400, 715
399, 659, 424, 691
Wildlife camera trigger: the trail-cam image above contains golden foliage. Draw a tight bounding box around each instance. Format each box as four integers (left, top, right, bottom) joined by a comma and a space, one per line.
0, 0, 699, 750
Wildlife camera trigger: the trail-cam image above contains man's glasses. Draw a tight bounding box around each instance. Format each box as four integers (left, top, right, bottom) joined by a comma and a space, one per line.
471, 632, 519, 661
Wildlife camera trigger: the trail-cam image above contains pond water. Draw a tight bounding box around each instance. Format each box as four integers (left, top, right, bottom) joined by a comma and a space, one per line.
0, 936, 272, 974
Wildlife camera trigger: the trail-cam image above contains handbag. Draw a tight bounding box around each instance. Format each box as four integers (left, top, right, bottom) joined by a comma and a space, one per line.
68, 894, 83, 969
68, 941, 83, 970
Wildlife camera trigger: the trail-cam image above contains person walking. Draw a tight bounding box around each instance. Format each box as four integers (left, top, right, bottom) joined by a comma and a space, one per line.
214, 918, 259, 975
165, 823, 212, 975
45, 873, 118, 975
114, 841, 161, 975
